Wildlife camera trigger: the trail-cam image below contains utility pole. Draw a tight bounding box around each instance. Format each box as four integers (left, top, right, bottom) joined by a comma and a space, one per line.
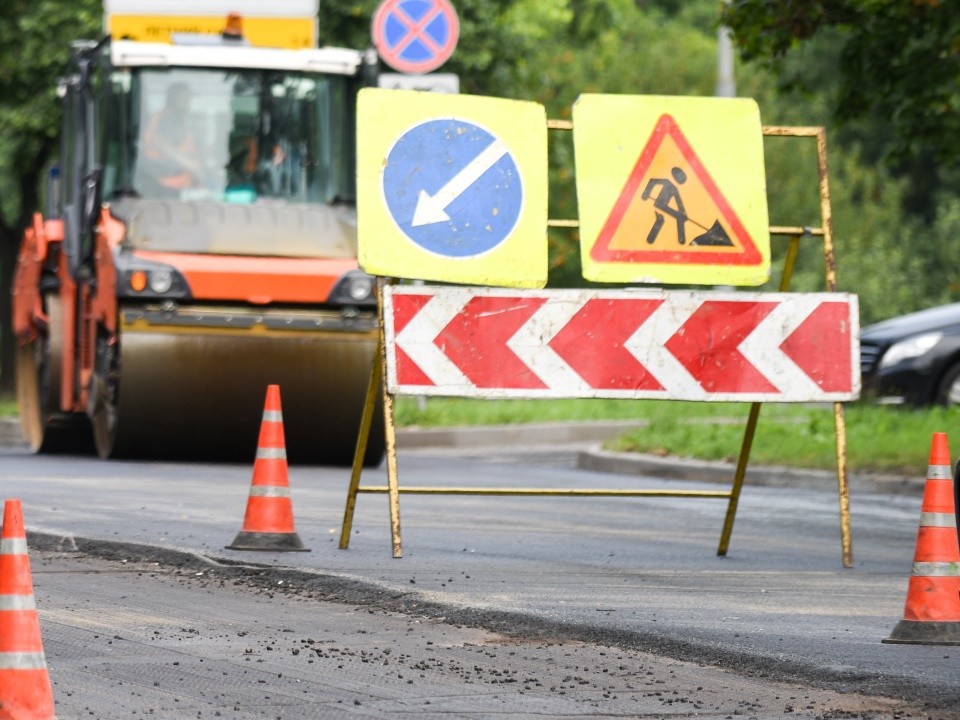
716, 2, 736, 98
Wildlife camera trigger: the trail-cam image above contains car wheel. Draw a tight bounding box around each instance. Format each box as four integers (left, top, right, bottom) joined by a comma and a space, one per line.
935, 363, 960, 407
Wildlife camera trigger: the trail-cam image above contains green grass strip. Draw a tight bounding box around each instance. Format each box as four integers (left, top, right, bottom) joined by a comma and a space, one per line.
396, 397, 960, 475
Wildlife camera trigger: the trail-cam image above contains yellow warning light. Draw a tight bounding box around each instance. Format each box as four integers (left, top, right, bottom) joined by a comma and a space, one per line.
222, 12, 244, 40
130, 270, 147, 293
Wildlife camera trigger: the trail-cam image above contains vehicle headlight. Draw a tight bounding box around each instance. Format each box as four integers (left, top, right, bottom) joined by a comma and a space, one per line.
121, 263, 190, 300
346, 274, 374, 302
148, 269, 173, 294
879, 332, 943, 369
329, 270, 377, 307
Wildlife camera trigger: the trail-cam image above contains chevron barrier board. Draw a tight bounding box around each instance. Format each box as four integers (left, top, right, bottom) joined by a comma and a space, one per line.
384, 286, 860, 402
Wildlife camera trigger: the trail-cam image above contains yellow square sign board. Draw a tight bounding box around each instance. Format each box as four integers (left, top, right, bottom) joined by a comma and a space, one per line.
357, 89, 548, 288
574, 94, 770, 286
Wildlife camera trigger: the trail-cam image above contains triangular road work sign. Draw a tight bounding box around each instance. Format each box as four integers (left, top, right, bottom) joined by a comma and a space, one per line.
591, 114, 762, 266
574, 95, 770, 286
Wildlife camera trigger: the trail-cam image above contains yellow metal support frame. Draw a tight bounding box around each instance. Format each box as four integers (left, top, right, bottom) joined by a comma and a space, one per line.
340, 124, 853, 567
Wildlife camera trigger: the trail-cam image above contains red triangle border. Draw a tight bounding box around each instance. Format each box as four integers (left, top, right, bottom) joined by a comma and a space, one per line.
590, 114, 762, 266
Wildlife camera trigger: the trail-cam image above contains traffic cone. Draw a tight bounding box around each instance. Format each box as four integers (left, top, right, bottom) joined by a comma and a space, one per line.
226, 385, 309, 552
0, 499, 56, 719
884, 432, 960, 645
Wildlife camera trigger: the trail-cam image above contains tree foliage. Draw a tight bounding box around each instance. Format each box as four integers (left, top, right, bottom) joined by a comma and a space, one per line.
0, 0, 100, 233
0, 0, 100, 389
721, 0, 960, 165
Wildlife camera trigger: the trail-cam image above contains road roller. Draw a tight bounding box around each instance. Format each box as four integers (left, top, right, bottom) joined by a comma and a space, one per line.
11, 11, 384, 464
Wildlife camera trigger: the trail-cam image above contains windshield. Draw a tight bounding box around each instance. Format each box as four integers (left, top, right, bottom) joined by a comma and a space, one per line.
103, 67, 355, 206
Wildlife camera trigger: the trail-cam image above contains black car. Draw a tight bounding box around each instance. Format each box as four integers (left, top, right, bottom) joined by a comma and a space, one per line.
860, 302, 960, 406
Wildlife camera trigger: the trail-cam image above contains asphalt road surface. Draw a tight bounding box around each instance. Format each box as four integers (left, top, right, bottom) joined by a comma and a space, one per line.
35, 551, 949, 719
2, 443, 959, 718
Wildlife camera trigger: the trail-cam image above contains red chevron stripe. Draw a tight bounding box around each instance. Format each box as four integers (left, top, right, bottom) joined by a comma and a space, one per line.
434, 296, 548, 389
665, 300, 778, 393
549, 298, 665, 390
780, 301, 853, 392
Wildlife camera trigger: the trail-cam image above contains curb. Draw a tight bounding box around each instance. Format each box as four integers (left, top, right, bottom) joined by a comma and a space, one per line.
0, 418, 22, 448
576, 447, 924, 497
394, 420, 645, 449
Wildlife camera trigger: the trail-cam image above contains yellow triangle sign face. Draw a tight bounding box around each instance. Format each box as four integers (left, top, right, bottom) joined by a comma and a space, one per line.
590, 114, 762, 267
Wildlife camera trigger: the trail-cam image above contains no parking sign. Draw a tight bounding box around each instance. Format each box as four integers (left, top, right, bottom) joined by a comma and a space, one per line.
371, 0, 459, 74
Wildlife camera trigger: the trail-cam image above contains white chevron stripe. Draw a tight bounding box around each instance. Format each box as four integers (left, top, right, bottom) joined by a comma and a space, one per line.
624, 294, 707, 400
388, 289, 471, 392
738, 295, 824, 400
507, 295, 592, 393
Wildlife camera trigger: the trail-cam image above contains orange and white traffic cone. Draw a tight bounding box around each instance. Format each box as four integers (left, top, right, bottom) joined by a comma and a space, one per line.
0, 499, 56, 719
226, 385, 309, 552
884, 432, 960, 645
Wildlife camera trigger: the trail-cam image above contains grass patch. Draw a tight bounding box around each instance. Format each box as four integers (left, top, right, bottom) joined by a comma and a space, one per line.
0, 393, 16, 418
608, 403, 960, 474
395, 397, 960, 475
394, 397, 786, 427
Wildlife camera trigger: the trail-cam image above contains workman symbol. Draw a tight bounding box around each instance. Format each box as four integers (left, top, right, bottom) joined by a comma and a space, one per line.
641, 167, 733, 247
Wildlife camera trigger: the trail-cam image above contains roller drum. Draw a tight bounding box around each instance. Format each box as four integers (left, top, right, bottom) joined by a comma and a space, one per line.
105, 309, 383, 465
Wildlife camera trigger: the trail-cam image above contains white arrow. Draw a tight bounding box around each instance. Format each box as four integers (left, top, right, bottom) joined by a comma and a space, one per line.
411, 138, 510, 227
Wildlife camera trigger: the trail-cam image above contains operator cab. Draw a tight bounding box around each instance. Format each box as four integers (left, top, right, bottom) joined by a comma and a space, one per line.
98, 39, 372, 259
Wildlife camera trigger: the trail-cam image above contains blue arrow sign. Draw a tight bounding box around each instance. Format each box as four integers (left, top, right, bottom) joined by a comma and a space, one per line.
382, 118, 524, 258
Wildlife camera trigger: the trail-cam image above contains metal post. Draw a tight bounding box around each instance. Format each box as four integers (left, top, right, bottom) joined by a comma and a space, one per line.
815, 127, 853, 568
339, 332, 383, 550
718, 231, 802, 556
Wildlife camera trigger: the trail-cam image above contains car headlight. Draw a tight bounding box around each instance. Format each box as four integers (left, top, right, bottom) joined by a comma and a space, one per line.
879, 331, 943, 369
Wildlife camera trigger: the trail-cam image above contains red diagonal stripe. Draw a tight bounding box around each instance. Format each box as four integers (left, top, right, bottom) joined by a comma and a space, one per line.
549, 298, 665, 390
395, 346, 434, 386
392, 293, 433, 334
666, 300, 779, 393
434, 296, 548, 389
392, 5, 443, 55
780, 301, 853, 392
391, 293, 435, 386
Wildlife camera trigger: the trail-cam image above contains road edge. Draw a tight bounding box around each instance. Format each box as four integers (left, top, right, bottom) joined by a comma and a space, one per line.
1, 417, 922, 495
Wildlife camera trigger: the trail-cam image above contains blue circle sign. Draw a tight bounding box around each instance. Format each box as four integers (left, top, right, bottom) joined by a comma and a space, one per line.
372, 0, 459, 74
382, 118, 524, 258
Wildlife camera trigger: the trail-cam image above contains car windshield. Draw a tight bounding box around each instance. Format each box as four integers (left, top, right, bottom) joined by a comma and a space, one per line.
102, 66, 355, 206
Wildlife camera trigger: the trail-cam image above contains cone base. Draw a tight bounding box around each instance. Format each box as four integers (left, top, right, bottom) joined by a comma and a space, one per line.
226, 531, 310, 552
883, 619, 960, 645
